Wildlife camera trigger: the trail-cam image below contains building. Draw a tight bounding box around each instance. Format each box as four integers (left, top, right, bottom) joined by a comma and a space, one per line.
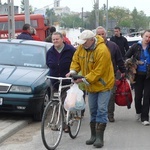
34, 0, 71, 16
0, 2, 19, 15
54, 6, 70, 16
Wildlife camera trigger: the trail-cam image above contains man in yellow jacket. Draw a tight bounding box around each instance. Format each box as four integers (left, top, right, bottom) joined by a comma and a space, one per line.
66, 30, 114, 148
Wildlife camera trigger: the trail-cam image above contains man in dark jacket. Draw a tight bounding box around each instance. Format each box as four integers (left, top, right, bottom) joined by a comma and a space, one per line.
46, 32, 75, 132
46, 31, 75, 81
110, 26, 129, 59
17, 23, 33, 40
45, 26, 56, 42
96, 26, 126, 122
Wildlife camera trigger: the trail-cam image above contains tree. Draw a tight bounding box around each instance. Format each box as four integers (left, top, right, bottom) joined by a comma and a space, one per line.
20, 0, 33, 14
61, 14, 83, 28
45, 8, 57, 25
108, 6, 131, 27
131, 8, 148, 31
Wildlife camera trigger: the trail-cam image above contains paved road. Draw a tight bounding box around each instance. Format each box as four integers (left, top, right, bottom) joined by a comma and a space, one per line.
0, 113, 31, 143
0, 98, 150, 150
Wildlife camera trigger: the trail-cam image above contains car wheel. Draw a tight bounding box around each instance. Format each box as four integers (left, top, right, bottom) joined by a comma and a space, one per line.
33, 92, 49, 121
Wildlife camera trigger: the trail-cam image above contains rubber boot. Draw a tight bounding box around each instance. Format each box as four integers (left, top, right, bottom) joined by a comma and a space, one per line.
86, 122, 96, 145
93, 123, 106, 148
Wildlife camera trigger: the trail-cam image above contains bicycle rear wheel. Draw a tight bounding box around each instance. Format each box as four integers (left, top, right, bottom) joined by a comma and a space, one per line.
68, 110, 82, 139
41, 101, 63, 150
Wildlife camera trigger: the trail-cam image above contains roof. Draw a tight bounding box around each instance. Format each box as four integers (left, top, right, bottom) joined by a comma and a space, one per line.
0, 39, 53, 48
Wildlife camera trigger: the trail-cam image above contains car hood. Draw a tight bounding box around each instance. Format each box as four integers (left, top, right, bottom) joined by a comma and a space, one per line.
0, 65, 48, 85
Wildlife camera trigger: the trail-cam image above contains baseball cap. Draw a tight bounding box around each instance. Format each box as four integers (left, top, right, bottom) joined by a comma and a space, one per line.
78, 30, 95, 44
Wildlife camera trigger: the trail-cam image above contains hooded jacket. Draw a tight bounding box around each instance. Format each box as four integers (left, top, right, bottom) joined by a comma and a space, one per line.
70, 35, 115, 93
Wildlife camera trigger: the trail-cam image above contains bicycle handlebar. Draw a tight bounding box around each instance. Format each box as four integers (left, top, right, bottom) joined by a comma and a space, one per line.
46, 76, 72, 80
46, 74, 84, 81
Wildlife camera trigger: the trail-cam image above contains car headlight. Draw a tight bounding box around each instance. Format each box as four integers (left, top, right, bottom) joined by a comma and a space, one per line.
9, 85, 32, 93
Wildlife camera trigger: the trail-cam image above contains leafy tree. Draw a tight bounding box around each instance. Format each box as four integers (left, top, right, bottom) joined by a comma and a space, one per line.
61, 14, 83, 28
131, 8, 148, 30
108, 6, 130, 27
20, 0, 33, 14
45, 8, 57, 25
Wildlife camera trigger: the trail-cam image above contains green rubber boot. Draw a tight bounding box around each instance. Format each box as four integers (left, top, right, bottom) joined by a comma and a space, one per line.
86, 122, 96, 145
93, 123, 106, 148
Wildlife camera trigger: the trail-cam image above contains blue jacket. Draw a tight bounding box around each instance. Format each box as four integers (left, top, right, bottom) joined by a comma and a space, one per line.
125, 42, 150, 73
46, 43, 75, 87
17, 32, 33, 40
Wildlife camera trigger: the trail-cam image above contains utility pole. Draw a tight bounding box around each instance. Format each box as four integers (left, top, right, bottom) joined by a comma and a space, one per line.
80, 7, 84, 32
7, 0, 15, 39
24, 0, 30, 24
94, 0, 99, 28
106, 0, 108, 33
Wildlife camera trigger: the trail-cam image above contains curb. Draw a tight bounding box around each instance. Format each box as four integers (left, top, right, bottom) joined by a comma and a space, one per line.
0, 119, 31, 144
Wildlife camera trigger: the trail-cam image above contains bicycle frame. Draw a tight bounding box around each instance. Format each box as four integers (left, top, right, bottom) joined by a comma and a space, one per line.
46, 76, 73, 125
41, 75, 83, 150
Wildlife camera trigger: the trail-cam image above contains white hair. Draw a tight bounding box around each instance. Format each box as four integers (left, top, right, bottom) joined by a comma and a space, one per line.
96, 26, 107, 37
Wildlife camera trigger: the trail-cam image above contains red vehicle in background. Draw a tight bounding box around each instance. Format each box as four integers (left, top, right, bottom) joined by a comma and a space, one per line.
0, 14, 50, 41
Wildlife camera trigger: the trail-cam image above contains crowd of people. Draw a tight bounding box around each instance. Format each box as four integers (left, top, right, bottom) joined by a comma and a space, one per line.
17, 23, 150, 148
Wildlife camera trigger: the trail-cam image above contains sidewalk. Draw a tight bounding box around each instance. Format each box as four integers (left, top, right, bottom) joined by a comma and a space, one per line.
0, 115, 31, 143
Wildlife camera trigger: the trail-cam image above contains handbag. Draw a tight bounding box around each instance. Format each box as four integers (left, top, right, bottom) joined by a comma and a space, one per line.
115, 78, 133, 109
64, 83, 85, 111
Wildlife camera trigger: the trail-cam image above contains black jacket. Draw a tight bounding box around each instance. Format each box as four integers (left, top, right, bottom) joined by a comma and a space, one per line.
110, 35, 129, 58
106, 40, 126, 74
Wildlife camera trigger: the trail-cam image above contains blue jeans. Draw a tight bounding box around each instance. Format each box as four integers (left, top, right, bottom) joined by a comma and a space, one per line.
88, 90, 112, 123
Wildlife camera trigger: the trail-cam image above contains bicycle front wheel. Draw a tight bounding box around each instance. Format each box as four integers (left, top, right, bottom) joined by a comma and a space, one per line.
68, 110, 82, 139
41, 101, 63, 150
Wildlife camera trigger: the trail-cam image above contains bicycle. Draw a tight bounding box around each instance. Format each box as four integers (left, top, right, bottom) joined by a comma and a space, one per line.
41, 75, 83, 150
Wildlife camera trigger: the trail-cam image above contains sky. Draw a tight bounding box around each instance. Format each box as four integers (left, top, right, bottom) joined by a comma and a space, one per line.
2, 0, 150, 16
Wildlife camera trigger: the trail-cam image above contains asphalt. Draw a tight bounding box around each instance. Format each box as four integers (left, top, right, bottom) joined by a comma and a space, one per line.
0, 116, 31, 143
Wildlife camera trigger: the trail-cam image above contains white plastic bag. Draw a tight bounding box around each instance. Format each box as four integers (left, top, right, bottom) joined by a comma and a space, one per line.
64, 83, 85, 111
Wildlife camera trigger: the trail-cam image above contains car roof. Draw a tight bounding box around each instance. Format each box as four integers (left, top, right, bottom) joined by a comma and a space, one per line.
126, 36, 142, 42
0, 39, 53, 49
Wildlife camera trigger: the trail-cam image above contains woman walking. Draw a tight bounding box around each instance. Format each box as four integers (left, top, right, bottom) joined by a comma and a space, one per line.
125, 30, 150, 126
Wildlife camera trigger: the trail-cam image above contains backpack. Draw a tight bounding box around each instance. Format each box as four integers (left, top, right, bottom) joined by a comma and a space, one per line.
115, 78, 133, 109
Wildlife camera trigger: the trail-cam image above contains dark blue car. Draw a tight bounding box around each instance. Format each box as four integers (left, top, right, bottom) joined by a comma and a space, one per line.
0, 39, 53, 121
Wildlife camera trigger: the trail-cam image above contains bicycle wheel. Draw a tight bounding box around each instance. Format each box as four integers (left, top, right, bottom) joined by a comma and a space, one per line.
68, 110, 82, 139
41, 101, 64, 150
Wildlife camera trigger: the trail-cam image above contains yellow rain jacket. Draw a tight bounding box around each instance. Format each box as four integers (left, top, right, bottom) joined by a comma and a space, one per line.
70, 35, 115, 93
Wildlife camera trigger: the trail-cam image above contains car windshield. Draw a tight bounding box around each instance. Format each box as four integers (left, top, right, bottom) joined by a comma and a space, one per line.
0, 43, 46, 68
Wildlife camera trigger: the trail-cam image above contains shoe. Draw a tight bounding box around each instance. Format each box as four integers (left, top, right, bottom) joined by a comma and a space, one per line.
108, 117, 115, 122
142, 121, 150, 126
135, 113, 141, 121
64, 127, 69, 133
63, 123, 69, 133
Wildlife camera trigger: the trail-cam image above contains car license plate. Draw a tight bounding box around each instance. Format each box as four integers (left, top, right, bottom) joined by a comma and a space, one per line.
0, 98, 3, 105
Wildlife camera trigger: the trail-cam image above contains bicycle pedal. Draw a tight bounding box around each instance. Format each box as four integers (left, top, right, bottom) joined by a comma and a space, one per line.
74, 116, 81, 120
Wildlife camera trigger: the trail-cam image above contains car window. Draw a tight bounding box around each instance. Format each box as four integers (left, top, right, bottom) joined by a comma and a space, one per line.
0, 43, 46, 68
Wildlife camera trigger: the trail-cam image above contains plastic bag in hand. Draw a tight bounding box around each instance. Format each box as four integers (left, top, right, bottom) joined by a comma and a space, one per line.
64, 83, 85, 111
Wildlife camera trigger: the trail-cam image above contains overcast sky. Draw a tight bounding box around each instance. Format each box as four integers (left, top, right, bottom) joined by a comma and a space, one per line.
2, 0, 150, 16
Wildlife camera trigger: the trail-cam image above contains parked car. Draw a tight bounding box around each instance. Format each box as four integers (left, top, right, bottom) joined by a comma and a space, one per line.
126, 36, 142, 48
0, 39, 53, 121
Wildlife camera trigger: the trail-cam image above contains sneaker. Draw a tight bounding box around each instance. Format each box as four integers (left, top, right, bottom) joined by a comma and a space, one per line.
142, 121, 150, 126
136, 113, 141, 121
